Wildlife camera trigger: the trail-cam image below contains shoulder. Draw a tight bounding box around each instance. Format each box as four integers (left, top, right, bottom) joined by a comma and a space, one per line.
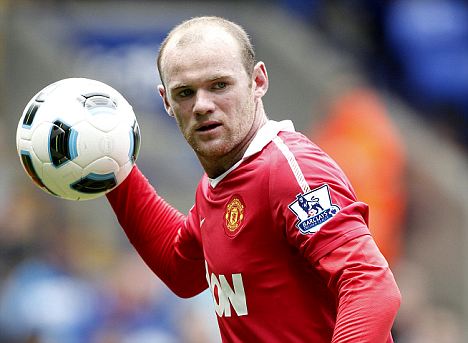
267, 130, 363, 228
268, 131, 370, 261
267, 130, 353, 193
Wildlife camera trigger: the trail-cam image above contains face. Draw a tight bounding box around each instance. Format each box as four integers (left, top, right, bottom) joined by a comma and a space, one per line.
159, 29, 267, 164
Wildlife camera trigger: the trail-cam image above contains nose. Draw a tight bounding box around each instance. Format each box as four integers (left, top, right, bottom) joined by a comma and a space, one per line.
192, 89, 215, 116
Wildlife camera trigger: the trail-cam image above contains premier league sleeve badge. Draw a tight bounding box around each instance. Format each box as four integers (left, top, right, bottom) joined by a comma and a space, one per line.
288, 184, 340, 234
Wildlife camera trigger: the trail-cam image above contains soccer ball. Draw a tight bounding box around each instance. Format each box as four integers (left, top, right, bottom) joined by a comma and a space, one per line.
16, 78, 141, 201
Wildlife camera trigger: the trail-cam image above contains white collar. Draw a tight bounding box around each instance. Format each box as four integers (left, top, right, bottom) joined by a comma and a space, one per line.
209, 119, 295, 188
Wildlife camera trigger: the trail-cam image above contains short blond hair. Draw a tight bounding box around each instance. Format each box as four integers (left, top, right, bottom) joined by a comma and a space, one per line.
157, 16, 256, 85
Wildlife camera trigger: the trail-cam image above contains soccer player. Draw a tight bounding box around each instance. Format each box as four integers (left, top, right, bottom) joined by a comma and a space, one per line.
107, 16, 401, 342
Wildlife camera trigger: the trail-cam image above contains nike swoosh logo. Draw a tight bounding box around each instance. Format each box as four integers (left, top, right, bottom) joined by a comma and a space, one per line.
200, 218, 206, 228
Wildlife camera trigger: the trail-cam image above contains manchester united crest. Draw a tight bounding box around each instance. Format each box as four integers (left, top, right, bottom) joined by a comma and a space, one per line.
224, 195, 245, 235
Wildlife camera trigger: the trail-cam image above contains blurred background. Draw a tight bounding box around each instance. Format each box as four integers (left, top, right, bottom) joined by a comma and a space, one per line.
1, 0, 467, 342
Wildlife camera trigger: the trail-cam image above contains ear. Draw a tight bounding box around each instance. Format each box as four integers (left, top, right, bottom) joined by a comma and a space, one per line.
158, 84, 174, 117
252, 61, 269, 99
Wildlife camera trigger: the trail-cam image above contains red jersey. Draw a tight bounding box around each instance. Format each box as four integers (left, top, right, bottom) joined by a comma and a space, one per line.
107, 120, 400, 342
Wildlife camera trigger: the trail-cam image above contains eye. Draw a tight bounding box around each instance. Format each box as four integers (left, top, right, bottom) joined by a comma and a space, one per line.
213, 82, 227, 90
178, 89, 194, 98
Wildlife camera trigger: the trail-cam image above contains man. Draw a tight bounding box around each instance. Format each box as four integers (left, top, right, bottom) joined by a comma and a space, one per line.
107, 16, 401, 342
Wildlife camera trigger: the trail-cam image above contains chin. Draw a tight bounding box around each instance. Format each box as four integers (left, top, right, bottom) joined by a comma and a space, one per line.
193, 141, 231, 159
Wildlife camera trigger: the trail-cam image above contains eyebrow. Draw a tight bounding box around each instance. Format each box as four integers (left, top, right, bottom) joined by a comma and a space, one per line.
169, 74, 234, 91
208, 74, 233, 82
171, 84, 190, 92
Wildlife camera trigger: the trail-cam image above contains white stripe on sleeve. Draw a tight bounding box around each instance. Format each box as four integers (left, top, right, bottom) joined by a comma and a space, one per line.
273, 136, 310, 194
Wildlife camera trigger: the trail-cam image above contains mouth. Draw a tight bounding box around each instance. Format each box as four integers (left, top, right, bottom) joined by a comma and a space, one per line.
196, 121, 222, 132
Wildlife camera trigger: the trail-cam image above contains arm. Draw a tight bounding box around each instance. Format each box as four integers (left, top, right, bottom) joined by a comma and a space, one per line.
315, 235, 401, 342
270, 132, 400, 339
106, 166, 207, 298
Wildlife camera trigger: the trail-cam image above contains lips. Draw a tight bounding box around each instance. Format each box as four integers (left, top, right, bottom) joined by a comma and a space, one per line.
196, 121, 222, 132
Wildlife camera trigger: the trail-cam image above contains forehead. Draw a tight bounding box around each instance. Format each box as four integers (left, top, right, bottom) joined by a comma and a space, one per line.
162, 28, 245, 87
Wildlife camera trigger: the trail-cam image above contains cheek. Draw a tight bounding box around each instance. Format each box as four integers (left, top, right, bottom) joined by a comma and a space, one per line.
173, 112, 189, 134
172, 105, 190, 125
177, 117, 190, 134
230, 88, 254, 113
239, 91, 256, 120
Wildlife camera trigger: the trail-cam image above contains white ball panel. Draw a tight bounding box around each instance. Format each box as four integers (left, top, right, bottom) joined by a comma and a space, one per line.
83, 156, 120, 175
38, 97, 86, 128
72, 121, 101, 168
17, 125, 33, 142
86, 108, 120, 132
72, 121, 121, 168
17, 138, 32, 155
107, 121, 133, 167
42, 161, 83, 198
30, 121, 53, 163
